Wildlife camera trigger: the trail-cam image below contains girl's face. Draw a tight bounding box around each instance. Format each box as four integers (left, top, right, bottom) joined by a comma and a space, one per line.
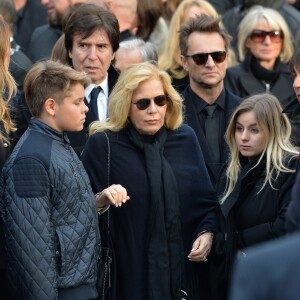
234, 110, 267, 160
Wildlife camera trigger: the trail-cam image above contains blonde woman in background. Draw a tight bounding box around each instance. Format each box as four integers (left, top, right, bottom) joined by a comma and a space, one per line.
0, 18, 17, 299
224, 6, 297, 143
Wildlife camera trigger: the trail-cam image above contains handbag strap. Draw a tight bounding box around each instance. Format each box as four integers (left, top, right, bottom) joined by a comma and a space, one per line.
103, 131, 110, 228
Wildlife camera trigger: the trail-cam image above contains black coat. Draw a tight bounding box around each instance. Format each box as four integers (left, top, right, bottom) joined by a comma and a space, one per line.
210, 155, 298, 300
28, 24, 62, 63
225, 54, 295, 110
14, 0, 48, 55
182, 86, 241, 185
230, 232, 300, 300
81, 124, 217, 300
68, 65, 119, 155
282, 98, 300, 147
225, 55, 300, 146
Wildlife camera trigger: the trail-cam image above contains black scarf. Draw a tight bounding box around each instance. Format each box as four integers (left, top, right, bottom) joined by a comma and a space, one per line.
250, 54, 281, 83
126, 123, 183, 300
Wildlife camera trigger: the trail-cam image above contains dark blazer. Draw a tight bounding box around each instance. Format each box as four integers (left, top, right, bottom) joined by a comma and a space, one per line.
14, 0, 48, 55
211, 155, 298, 300
68, 65, 119, 155
230, 232, 300, 300
10, 65, 119, 155
182, 86, 241, 185
28, 24, 62, 63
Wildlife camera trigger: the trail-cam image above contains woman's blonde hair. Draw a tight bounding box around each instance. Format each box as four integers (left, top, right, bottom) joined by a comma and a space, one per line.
0, 19, 16, 141
89, 62, 183, 134
221, 93, 298, 204
238, 5, 293, 63
158, 0, 219, 79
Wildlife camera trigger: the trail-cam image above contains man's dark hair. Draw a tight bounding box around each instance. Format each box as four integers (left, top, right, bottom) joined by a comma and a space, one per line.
63, 3, 120, 66
289, 48, 300, 74
179, 14, 231, 56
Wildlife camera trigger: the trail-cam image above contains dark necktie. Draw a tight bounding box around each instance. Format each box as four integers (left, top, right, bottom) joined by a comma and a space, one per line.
204, 103, 220, 163
90, 86, 101, 119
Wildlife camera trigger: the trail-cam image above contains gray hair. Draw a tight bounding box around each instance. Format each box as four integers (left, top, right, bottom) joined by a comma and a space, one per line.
119, 38, 158, 63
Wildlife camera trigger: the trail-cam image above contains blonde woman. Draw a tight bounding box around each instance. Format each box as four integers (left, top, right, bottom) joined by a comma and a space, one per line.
0, 19, 16, 299
0, 19, 16, 168
82, 62, 217, 299
224, 6, 297, 142
210, 93, 299, 300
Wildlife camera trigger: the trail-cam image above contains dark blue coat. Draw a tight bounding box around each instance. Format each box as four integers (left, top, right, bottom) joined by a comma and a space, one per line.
230, 232, 300, 300
81, 124, 217, 300
0, 118, 100, 299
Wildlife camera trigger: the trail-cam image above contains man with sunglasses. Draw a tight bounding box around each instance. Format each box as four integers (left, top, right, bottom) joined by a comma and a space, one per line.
179, 14, 241, 187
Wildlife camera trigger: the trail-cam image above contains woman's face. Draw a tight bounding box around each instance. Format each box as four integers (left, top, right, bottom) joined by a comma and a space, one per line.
129, 77, 168, 135
234, 110, 267, 160
245, 19, 283, 69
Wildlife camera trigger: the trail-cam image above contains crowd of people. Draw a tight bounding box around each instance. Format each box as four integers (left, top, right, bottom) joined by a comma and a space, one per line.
1, 0, 300, 299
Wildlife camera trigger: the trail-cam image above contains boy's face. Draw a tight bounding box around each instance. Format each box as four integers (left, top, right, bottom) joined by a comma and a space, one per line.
53, 83, 88, 132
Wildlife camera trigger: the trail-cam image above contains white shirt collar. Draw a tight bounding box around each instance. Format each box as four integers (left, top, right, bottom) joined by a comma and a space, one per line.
85, 74, 109, 101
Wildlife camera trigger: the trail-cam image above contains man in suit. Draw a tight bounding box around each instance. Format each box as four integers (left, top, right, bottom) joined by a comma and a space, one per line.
63, 3, 119, 155
10, 3, 119, 156
179, 15, 241, 185
229, 232, 300, 300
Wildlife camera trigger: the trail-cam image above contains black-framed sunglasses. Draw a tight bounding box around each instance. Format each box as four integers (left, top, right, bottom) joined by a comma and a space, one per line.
249, 30, 283, 43
132, 95, 168, 110
184, 51, 227, 65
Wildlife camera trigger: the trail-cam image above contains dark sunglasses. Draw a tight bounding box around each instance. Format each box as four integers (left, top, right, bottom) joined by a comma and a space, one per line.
249, 30, 283, 43
184, 51, 227, 65
132, 95, 168, 110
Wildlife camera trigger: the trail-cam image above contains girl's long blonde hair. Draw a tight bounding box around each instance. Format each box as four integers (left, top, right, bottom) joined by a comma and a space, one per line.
0, 20, 16, 141
220, 93, 298, 204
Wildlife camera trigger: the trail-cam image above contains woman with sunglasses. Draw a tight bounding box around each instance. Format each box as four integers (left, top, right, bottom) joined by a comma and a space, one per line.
210, 93, 299, 300
81, 62, 217, 300
224, 6, 297, 142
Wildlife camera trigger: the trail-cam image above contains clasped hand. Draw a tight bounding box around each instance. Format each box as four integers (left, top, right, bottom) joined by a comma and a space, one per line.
96, 184, 130, 208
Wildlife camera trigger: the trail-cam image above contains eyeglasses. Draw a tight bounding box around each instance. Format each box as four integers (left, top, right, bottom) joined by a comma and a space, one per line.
249, 30, 283, 43
132, 95, 168, 110
184, 51, 227, 65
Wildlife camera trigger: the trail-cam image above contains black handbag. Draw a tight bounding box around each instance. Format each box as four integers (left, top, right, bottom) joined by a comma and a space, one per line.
97, 132, 113, 300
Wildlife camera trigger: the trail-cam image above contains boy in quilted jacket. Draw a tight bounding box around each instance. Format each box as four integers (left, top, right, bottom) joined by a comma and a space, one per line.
0, 60, 100, 299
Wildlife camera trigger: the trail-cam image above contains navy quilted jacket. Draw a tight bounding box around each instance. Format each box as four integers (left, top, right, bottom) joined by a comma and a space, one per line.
0, 118, 100, 299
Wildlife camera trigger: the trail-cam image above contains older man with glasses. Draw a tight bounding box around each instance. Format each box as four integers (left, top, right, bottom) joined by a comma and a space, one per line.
179, 14, 241, 188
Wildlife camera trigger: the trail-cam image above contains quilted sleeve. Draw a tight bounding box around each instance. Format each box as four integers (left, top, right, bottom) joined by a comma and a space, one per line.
1, 157, 57, 299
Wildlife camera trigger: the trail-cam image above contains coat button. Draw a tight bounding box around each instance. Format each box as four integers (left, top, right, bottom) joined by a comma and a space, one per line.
56, 251, 60, 255
3, 142, 8, 148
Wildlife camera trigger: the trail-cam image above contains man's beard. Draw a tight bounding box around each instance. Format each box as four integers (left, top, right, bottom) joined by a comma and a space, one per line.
48, 12, 63, 27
